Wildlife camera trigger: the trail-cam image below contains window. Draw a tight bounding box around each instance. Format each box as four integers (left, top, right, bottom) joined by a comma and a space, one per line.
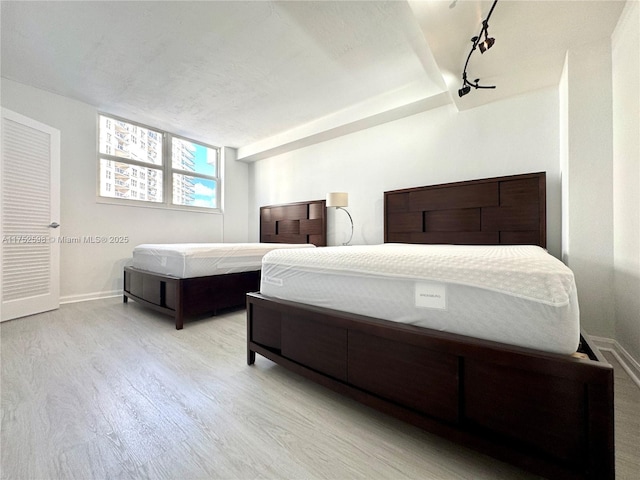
171, 137, 219, 209
98, 114, 220, 211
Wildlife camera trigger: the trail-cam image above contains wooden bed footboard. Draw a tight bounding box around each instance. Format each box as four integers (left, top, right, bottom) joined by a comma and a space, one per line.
124, 266, 260, 329
246, 292, 614, 480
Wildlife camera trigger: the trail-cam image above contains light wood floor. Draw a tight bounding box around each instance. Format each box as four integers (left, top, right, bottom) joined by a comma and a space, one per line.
1, 298, 638, 480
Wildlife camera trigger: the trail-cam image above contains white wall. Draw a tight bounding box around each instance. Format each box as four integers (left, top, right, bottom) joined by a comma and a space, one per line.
249, 87, 562, 257
559, 54, 570, 265
612, 0, 640, 364
562, 41, 616, 339
0, 79, 249, 302
222, 146, 249, 242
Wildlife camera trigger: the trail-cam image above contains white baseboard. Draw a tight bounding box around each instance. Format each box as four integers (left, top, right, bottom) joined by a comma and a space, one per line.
60, 290, 122, 305
591, 335, 640, 389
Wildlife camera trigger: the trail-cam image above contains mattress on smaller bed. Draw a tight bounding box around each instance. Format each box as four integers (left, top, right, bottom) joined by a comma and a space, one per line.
260, 243, 580, 355
132, 243, 315, 278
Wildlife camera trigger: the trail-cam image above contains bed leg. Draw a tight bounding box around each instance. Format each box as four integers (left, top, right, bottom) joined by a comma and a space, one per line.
175, 314, 184, 330
123, 295, 128, 304
248, 349, 256, 365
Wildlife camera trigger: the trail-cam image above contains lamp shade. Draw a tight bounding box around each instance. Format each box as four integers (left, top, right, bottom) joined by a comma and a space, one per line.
326, 192, 348, 208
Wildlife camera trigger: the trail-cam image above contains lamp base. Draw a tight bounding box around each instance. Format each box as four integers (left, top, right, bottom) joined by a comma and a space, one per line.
336, 206, 354, 246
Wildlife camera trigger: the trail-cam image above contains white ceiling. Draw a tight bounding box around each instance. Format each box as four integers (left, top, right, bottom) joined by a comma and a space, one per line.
0, 1, 626, 160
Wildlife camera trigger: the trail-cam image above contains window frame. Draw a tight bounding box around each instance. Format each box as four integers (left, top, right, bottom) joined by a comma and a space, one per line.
97, 113, 222, 213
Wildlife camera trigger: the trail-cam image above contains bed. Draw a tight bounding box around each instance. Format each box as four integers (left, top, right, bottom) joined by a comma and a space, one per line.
246, 172, 614, 480
123, 199, 326, 329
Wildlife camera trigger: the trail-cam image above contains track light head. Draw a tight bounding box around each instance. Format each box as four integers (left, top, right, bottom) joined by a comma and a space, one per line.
479, 36, 495, 53
458, 85, 471, 97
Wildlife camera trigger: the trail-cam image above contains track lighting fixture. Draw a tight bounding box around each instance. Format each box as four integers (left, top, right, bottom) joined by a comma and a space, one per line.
478, 36, 495, 53
478, 19, 495, 54
458, 85, 471, 97
458, 0, 499, 98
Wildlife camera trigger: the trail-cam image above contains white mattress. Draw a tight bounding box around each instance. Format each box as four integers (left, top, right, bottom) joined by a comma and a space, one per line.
260, 244, 580, 355
132, 243, 316, 278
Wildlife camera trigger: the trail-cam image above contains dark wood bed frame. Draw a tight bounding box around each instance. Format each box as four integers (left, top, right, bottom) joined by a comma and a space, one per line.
123, 199, 326, 329
246, 172, 614, 480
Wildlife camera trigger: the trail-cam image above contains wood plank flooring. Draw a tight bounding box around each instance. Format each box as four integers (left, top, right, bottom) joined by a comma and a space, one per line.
1, 298, 638, 480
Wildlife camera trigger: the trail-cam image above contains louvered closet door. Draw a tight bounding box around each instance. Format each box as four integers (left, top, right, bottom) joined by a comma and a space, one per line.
1, 108, 60, 321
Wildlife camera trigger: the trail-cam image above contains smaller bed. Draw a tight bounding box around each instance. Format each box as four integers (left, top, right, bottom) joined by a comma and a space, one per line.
124, 199, 326, 329
131, 242, 315, 279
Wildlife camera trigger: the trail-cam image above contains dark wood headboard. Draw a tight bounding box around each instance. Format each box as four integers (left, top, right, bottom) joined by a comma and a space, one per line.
260, 200, 327, 246
384, 172, 546, 248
